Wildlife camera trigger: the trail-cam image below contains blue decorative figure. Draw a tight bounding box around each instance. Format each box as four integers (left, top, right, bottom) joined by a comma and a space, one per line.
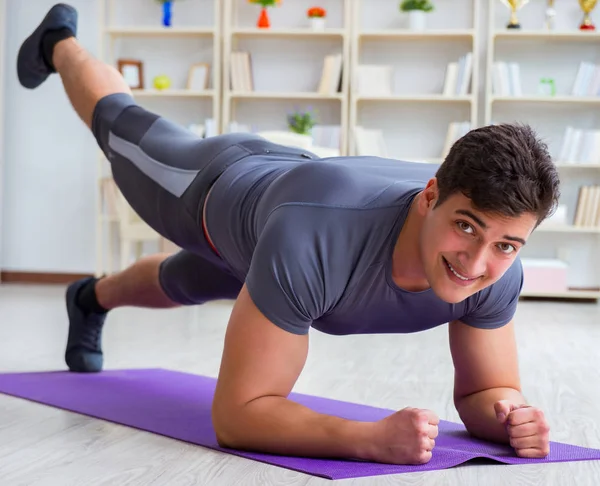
162, 1, 172, 27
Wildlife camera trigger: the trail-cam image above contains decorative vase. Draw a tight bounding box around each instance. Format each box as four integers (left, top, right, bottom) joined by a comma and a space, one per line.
310, 17, 326, 31
162, 1, 172, 27
408, 10, 426, 31
257, 7, 270, 28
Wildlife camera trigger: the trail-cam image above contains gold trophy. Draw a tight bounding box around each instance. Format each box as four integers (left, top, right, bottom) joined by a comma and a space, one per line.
499, 0, 530, 29
579, 0, 598, 31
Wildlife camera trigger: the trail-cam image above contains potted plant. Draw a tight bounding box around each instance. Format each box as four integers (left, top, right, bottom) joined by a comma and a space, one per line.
307, 7, 327, 31
249, 0, 282, 29
399, 0, 434, 31
287, 108, 317, 136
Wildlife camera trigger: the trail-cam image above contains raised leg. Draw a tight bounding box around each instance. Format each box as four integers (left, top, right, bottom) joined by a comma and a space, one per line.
52, 37, 131, 129
17, 4, 245, 374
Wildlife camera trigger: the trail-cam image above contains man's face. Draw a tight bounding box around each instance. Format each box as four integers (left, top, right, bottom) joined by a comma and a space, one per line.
417, 179, 537, 304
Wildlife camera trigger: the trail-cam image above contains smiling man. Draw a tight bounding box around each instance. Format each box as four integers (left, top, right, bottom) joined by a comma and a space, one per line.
19, 4, 558, 466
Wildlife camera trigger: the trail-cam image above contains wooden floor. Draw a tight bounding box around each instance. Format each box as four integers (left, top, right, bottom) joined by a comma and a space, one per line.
0, 283, 599, 485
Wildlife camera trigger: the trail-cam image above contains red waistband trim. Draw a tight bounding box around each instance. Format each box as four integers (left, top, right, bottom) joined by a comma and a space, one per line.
202, 218, 220, 256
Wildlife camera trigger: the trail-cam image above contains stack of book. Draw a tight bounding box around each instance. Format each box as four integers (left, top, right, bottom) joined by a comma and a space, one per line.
230, 51, 254, 92
491, 61, 522, 96
557, 126, 600, 164
442, 52, 473, 96
572, 61, 600, 97
317, 54, 343, 95
574, 185, 600, 228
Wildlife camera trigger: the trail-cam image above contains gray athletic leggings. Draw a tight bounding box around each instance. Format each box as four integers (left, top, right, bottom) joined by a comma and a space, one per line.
91, 93, 268, 304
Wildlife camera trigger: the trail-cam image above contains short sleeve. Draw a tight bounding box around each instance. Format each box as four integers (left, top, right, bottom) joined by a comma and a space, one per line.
460, 258, 524, 330
245, 206, 332, 335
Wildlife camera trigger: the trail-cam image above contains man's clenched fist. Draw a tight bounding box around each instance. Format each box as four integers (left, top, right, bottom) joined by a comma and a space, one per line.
372, 407, 439, 464
494, 400, 550, 458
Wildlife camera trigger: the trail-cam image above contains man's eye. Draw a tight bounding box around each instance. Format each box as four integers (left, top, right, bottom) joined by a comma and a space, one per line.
457, 221, 473, 234
498, 243, 516, 254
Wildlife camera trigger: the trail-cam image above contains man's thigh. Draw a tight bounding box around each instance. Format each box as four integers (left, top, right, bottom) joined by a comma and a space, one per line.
91, 92, 264, 253
159, 250, 243, 305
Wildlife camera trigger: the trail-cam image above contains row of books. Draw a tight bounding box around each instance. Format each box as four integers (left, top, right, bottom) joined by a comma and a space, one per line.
229, 51, 343, 95
557, 127, 600, 164
491, 62, 522, 97
230, 51, 254, 92
572, 61, 600, 97
227, 55, 600, 99
318, 54, 343, 95
442, 53, 473, 96
574, 185, 600, 227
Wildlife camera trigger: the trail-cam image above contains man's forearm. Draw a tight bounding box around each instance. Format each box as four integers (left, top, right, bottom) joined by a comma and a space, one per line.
456, 387, 526, 443
214, 396, 376, 460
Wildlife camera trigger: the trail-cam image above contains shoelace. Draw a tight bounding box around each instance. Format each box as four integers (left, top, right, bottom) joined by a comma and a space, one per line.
80, 315, 102, 351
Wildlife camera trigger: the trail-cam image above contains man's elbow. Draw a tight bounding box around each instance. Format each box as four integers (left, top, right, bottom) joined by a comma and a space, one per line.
212, 401, 247, 449
212, 408, 235, 448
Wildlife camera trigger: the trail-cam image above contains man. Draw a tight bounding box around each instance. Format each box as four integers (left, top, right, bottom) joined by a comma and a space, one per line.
18, 4, 557, 466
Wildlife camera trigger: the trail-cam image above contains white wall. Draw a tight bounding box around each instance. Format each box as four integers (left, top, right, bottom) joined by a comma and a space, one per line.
0, 0, 6, 275
1, 0, 100, 273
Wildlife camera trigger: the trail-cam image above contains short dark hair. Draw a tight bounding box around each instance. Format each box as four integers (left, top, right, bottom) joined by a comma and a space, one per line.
435, 123, 560, 225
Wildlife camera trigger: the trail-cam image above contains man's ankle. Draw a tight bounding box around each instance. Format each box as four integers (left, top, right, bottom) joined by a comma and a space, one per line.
76, 277, 108, 315
42, 28, 75, 72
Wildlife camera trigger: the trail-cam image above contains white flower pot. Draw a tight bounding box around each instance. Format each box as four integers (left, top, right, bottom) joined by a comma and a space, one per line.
310, 17, 326, 31
408, 10, 426, 31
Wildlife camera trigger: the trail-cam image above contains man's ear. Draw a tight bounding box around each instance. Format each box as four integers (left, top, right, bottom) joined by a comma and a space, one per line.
418, 178, 439, 213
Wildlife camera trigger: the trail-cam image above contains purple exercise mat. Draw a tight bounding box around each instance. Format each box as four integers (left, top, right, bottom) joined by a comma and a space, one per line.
0, 369, 598, 480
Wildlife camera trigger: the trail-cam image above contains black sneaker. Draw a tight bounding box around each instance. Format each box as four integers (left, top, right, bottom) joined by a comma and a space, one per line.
17, 3, 78, 89
65, 277, 106, 372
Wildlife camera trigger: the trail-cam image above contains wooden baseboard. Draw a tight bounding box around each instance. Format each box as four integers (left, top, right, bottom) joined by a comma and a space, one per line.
0, 271, 94, 285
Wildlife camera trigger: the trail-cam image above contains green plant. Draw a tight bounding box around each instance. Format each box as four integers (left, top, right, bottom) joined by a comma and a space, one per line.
287, 108, 317, 135
249, 0, 281, 7
399, 0, 434, 12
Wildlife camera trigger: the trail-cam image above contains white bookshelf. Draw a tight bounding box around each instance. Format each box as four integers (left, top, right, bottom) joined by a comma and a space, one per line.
349, 0, 480, 161
222, 0, 352, 155
95, 0, 222, 275
486, 0, 600, 301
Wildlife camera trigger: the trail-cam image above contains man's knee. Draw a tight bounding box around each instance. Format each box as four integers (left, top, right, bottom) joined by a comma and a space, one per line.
91, 92, 138, 156
158, 250, 242, 306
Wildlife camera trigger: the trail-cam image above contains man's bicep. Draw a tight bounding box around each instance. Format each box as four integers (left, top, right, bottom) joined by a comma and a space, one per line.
213, 284, 309, 414
449, 319, 521, 403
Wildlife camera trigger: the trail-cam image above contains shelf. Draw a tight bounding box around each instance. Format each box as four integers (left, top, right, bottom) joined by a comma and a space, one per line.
228, 91, 344, 100
491, 96, 600, 104
494, 30, 600, 41
106, 27, 214, 36
535, 225, 600, 234
554, 163, 600, 169
131, 89, 215, 98
359, 29, 474, 39
230, 28, 346, 38
520, 290, 600, 300
356, 94, 473, 103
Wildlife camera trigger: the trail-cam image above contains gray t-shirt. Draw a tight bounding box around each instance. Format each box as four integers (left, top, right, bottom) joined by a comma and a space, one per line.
206, 154, 523, 335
